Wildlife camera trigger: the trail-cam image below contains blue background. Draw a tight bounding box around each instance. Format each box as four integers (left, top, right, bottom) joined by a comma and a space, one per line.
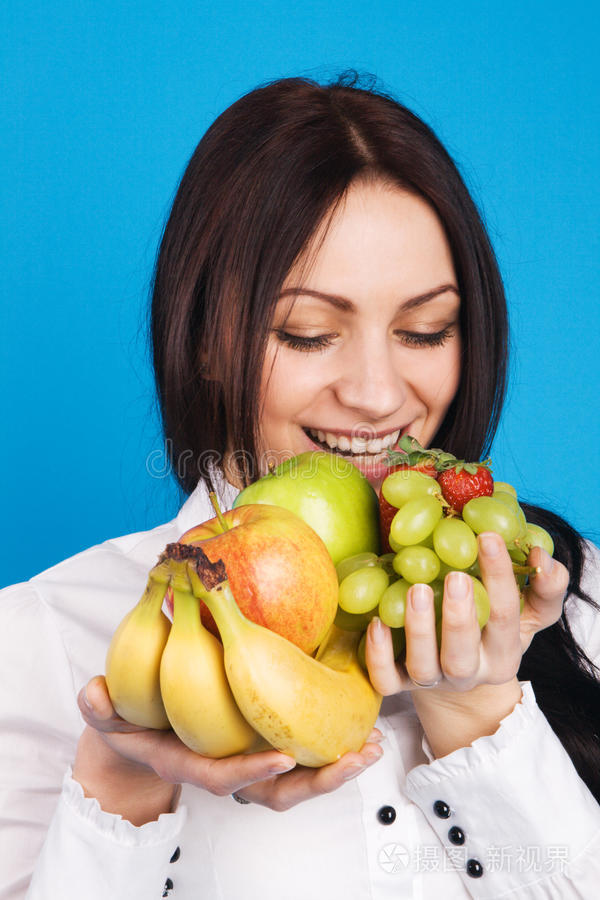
2, 1, 599, 587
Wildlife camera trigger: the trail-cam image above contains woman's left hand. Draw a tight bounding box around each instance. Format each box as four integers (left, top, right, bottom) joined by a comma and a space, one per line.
366, 531, 569, 696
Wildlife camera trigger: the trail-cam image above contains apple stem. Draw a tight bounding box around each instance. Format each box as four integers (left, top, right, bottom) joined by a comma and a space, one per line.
209, 491, 230, 532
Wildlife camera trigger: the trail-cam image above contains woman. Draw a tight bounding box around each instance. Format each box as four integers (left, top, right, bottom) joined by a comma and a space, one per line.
3, 74, 600, 899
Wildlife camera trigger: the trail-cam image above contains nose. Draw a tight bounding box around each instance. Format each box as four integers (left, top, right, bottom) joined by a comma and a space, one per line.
331, 341, 408, 422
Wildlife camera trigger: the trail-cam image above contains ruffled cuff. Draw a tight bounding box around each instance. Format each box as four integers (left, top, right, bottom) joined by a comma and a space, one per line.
405, 682, 600, 898
26, 769, 186, 899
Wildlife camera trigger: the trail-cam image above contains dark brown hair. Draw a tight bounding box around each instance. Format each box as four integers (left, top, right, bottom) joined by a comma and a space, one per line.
151, 73, 600, 801
151, 73, 507, 493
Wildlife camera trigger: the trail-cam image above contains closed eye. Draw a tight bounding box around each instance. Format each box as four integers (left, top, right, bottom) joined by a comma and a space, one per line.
273, 330, 335, 352
397, 326, 455, 348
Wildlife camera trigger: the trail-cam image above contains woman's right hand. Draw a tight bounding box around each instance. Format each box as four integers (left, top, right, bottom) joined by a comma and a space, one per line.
74, 675, 383, 821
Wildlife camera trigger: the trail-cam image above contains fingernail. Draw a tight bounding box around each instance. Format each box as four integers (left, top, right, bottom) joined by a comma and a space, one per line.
479, 533, 500, 557
269, 758, 296, 774
82, 687, 94, 712
446, 571, 470, 601
367, 728, 384, 743
343, 764, 366, 781
364, 745, 383, 764
370, 616, 385, 644
410, 584, 430, 611
540, 548, 553, 575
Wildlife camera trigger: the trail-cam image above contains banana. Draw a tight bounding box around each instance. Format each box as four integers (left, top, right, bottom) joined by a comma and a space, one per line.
184, 547, 382, 767
105, 563, 172, 729
159, 563, 258, 757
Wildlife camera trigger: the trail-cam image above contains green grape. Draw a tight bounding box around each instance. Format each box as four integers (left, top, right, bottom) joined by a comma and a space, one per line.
466, 558, 482, 578
338, 566, 389, 614
419, 531, 435, 550
378, 579, 410, 627
493, 490, 520, 515
389, 533, 403, 553
391, 627, 406, 661
507, 543, 528, 564
381, 469, 440, 509
336, 552, 379, 583
390, 495, 443, 546
357, 631, 368, 671
378, 553, 399, 581
515, 572, 528, 591
494, 491, 527, 540
524, 523, 554, 556
493, 481, 517, 498
430, 580, 445, 620
470, 576, 491, 628
437, 559, 454, 580
462, 496, 520, 543
433, 517, 478, 569
334, 606, 378, 632
393, 545, 440, 584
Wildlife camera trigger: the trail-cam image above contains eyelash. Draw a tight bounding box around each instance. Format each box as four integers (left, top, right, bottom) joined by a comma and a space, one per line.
274, 326, 455, 352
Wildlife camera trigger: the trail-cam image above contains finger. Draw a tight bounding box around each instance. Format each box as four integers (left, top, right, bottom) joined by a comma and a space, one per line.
77, 676, 148, 734
439, 571, 481, 687
404, 584, 442, 689
155, 743, 298, 797
365, 617, 405, 694
239, 741, 384, 811
477, 533, 522, 678
520, 546, 569, 644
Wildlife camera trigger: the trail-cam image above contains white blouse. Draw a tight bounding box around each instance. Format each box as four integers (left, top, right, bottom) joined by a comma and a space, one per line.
1, 475, 600, 900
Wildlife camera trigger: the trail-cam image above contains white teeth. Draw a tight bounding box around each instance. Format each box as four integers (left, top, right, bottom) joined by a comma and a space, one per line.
307, 428, 400, 455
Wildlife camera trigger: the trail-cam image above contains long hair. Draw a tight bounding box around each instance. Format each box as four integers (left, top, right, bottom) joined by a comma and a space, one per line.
151, 73, 600, 801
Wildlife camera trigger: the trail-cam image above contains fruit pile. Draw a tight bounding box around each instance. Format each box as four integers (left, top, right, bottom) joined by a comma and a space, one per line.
104, 497, 382, 768
334, 436, 554, 661
104, 444, 554, 769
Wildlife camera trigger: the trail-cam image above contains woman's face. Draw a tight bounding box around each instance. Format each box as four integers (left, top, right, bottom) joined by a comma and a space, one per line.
258, 179, 462, 491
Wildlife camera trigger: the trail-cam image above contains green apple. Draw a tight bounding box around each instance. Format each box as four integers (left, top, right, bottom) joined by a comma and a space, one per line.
233, 451, 380, 564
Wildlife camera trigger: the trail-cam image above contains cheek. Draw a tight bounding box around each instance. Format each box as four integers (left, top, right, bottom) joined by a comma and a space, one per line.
422, 342, 462, 411
259, 349, 316, 425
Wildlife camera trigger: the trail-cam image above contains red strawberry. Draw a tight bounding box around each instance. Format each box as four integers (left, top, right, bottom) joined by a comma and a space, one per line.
438, 463, 494, 514
379, 458, 439, 553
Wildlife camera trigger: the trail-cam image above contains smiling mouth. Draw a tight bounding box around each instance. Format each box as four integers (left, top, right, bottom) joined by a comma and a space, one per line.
303, 427, 401, 456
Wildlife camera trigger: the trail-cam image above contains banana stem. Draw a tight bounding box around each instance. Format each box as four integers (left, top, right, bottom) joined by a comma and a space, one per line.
209, 492, 230, 533
136, 570, 170, 621
188, 573, 246, 643
171, 586, 203, 633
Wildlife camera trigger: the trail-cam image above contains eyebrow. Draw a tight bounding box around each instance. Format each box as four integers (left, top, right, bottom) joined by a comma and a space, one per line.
278, 284, 460, 314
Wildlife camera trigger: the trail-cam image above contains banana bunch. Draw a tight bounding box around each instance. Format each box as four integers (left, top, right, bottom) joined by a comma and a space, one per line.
105, 543, 382, 765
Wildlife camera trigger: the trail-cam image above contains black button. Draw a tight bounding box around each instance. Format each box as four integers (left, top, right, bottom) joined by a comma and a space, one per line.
162, 876, 174, 896
433, 800, 451, 818
377, 805, 396, 824
448, 826, 465, 845
170, 846, 181, 863
466, 858, 484, 878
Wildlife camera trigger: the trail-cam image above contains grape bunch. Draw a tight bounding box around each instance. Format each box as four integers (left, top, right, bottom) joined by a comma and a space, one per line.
336, 436, 555, 668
